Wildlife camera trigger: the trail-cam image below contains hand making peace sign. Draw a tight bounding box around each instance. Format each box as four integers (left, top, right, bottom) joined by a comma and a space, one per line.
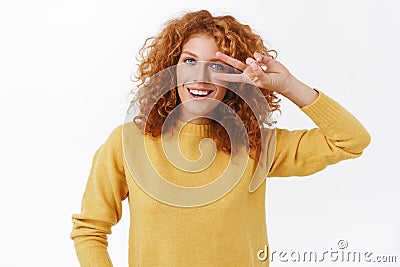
212, 51, 318, 107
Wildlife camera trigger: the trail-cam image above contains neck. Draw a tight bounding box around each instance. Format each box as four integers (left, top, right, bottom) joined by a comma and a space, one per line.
178, 112, 213, 125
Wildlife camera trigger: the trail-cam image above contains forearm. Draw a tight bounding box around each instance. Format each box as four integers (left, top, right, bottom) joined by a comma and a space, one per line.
73, 238, 113, 267
300, 90, 371, 154
71, 214, 115, 267
269, 90, 371, 177
281, 75, 319, 107
280, 75, 370, 154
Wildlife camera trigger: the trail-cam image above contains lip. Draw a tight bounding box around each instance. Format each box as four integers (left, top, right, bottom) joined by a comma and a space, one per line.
186, 85, 215, 100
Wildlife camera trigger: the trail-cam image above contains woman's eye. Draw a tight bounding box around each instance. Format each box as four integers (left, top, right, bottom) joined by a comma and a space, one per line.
184, 58, 196, 65
210, 63, 225, 71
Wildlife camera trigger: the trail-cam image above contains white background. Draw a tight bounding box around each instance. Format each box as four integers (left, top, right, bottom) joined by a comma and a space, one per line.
1, 0, 399, 266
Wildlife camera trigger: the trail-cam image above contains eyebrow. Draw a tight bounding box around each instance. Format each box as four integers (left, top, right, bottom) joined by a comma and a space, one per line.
181, 50, 221, 62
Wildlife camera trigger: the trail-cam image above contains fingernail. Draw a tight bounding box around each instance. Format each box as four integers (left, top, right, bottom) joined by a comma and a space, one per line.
261, 65, 267, 71
250, 62, 258, 71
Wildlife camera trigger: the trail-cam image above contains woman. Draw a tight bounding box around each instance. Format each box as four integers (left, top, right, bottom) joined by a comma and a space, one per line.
70, 10, 370, 266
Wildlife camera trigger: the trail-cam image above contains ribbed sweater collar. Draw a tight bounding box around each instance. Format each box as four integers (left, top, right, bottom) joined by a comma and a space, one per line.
174, 119, 214, 138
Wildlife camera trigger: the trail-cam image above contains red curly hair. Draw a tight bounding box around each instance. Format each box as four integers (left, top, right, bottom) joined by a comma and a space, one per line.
131, 10, 280, 159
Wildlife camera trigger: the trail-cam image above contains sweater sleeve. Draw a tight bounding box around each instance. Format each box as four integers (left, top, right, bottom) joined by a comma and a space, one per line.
70, 125, 129, 266
268, 89, 371, 177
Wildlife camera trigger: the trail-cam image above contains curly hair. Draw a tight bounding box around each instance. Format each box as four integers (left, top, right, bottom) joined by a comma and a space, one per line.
131, 9, 280, 160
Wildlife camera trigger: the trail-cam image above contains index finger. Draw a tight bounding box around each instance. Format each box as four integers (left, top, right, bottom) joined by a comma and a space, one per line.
211, 72, 247, 83
216, 52, 247, 72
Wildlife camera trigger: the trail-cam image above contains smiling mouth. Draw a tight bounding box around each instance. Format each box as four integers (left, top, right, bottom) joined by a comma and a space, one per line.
187, 88, 214, 98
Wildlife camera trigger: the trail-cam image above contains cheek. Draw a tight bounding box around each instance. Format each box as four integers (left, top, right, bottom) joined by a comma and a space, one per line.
177, 85, 186, 100
176, 64, 193, 86
216, 86, 228, 101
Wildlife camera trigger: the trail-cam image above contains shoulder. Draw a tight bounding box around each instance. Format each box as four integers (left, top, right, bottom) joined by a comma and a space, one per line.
104, 124, 124, 146
96, 124, 127, 159
104, 122, 146, 152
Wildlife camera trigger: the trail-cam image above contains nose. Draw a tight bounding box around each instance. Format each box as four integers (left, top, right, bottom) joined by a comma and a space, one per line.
194, 61, 210, 83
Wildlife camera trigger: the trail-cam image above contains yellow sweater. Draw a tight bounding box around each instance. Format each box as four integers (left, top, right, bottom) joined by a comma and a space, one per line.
70, 91, 370, 266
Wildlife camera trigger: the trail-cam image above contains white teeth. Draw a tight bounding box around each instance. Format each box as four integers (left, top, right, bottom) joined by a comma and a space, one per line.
189, 89, 210, 96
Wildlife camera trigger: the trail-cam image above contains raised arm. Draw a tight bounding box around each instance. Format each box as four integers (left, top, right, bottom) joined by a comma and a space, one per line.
268, 90, 370, 177
70, 125, 128, 266
213, 51, 371, 177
